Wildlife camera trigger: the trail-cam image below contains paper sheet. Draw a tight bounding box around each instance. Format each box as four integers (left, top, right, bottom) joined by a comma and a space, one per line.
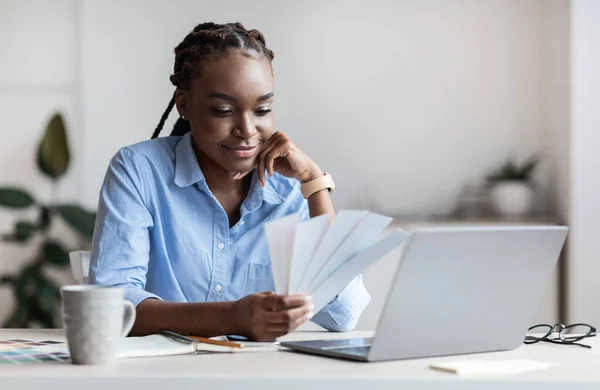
310, 229, 409, 313
264, 210, 401, 306
288, 214, 330, 294
307, 212, 393, 292
264, 213, 301, 294
430, 359, 558, 376
295, 210, 368, 293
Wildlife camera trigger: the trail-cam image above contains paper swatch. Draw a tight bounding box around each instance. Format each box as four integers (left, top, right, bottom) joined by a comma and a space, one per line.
264, 210, 406, 309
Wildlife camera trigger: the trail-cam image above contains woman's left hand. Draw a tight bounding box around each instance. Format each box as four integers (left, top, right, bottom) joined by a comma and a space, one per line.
234, 132, 322, 186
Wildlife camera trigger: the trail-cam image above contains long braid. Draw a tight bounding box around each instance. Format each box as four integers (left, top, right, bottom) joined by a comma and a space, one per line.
152, 92, 176, 139
151, 22, 274, 139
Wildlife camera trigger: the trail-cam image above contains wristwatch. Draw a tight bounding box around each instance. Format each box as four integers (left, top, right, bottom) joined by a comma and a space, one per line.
301, 172, 335, 199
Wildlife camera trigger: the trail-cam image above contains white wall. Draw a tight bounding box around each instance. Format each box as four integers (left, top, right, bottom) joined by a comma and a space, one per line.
539, 0, 571, 323
0, 0, 81, 322
0, 0, 573, 329
541, 0, 571, 225
80, 0, 547, 217
568, 0, 600, 324
79, 0, 567, 330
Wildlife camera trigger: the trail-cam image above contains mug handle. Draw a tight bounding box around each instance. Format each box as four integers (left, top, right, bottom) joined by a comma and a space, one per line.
121, 300, 136, 337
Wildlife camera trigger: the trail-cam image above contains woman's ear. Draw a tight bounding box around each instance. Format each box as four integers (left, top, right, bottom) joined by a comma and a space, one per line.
175, 89, 188, 118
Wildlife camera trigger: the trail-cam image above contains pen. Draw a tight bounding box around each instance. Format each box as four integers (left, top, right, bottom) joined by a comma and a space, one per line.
159, 329, 244, 349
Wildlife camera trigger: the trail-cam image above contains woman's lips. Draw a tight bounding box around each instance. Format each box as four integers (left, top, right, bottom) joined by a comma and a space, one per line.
221, 144, 259, 158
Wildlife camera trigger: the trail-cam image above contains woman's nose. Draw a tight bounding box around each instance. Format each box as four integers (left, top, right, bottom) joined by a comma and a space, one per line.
233, 114, 258, 139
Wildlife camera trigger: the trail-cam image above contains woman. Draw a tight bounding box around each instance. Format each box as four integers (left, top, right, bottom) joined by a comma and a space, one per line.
90, 22, 370, 341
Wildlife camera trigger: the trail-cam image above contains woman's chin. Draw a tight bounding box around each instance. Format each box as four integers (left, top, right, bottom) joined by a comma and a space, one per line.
223, 161, 256, 175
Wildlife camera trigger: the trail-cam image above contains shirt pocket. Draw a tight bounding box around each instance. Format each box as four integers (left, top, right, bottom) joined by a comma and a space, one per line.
244, 263, 275, 296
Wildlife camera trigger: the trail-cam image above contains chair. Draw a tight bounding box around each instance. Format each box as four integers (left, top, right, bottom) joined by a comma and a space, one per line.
69, 250, 91, 285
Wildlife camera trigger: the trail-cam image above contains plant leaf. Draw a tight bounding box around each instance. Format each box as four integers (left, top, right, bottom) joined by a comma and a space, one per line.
2, 220, 39, 243
43, 240, 70, 266
15, 265, 40, 300
0, 188, 35, 208
0, 276, 17, 286
520, 156, 540, 179
3, 303, 28, 328
37, 278, 60, 327
37, 113, 70, 179
57, 204, 96, 240
28, 295, 56, 328
39, 206, 51, 231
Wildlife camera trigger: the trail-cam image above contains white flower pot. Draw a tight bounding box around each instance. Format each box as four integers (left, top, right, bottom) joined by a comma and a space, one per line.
489, 181, 535, 217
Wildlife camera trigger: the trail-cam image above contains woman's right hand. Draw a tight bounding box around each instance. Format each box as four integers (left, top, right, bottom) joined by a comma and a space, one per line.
231, 292, 314, 341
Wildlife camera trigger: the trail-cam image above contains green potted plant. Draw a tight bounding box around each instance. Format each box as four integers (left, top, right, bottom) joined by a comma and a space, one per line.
486, 154, 539, 217
0, 113, 96, 328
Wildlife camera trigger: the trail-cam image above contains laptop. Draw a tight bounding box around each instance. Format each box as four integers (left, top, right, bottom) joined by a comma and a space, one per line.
281, 225, 568, 362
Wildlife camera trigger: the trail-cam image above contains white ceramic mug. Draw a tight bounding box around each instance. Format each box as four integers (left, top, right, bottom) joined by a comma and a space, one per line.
61, 285, 136, 364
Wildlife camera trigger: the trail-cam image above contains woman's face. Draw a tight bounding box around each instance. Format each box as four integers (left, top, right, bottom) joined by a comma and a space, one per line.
176, 51, 274, 175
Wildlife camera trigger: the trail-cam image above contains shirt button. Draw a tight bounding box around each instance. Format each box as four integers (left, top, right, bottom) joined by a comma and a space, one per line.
215, 284, 222, 292
217, 243, 225, 250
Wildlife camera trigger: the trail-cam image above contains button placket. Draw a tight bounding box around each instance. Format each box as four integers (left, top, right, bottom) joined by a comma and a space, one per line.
210, 213, 229, 301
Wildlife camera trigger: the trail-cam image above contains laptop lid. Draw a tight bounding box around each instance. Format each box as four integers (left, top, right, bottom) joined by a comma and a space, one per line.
367, 226, 568, 362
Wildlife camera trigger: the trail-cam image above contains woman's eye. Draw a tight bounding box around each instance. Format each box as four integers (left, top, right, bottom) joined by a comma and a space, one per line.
254, 108, 272, 117
212, 108, 233, 116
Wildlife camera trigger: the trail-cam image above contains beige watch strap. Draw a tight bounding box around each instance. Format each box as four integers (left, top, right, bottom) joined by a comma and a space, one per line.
301, 173, 335, 199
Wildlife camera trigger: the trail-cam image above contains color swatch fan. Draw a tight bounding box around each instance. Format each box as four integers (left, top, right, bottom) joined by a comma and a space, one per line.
264, 210, 408, 313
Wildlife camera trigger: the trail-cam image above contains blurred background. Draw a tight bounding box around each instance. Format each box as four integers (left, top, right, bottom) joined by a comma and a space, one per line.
0, 0, 598, 331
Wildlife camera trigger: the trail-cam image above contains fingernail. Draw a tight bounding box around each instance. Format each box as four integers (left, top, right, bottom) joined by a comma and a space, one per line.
309, 304, 314, 312
305, 295, 312, 303
306, 311, 314, 320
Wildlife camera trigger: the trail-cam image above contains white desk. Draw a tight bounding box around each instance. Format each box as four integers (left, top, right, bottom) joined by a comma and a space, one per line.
1, 329, 600, 390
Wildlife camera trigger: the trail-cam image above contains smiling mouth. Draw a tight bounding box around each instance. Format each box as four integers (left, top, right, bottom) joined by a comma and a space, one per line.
221, 144, 259, 158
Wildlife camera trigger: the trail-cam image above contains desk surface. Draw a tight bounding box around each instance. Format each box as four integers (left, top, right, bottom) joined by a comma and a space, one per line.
1, 329, 599, 390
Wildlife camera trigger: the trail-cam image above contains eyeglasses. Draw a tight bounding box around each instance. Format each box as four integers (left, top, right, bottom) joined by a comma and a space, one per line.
524, 323, 597, 349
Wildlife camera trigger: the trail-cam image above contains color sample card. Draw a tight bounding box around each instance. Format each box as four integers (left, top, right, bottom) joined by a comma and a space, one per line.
0, 339, 70, 364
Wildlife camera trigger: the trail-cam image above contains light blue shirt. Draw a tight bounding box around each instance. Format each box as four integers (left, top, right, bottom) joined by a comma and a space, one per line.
89, 132, 370, 332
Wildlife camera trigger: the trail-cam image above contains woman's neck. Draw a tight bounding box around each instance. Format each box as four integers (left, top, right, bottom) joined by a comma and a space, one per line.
194, 146, 247, 196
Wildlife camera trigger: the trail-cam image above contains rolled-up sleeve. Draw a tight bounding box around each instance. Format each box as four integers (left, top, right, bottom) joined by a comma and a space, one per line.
89, 148, 161, 306
311, 275, 371, 332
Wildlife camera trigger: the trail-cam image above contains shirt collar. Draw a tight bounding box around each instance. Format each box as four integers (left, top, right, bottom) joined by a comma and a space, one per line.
174, 133, 206, 187
174, 132, 283, 206
244, 171, 284, 211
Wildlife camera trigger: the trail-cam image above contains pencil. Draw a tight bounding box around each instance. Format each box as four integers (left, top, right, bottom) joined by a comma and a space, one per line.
159, 329, 244, 349
186, 335, 244, 349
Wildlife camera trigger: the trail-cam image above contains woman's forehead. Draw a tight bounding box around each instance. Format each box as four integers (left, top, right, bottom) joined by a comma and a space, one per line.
190, 52, 273, 100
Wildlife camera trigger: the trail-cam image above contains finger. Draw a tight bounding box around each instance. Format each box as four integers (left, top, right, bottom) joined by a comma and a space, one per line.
270, 302, 314, 325
262, 293, 310, 311
256, 151, 265, 187
234, 170, 252, 180
256, 136, 278, 186
258, 142, 279, 185
266, 144, 285, 179
257, 143, 275, 187
264, 141, 284, 180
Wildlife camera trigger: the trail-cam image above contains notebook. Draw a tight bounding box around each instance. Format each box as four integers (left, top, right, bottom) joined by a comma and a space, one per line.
116, 335, 279, 358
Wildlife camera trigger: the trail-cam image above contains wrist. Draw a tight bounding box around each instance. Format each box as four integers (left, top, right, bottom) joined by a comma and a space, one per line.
300, 165, 324, 184
224, 300, 242, 336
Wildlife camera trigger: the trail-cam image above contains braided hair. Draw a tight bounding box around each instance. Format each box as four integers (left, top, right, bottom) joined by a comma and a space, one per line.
151, 22, 275, 139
